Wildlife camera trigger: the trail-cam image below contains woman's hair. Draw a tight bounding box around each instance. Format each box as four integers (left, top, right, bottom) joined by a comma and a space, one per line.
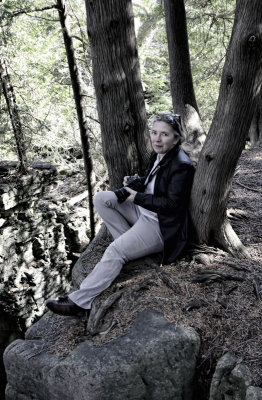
152, 113, 185, 144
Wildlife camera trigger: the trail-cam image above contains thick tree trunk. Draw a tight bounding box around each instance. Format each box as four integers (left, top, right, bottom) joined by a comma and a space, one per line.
163, 0, 206, 164
57, 0, 95, 239
85, 0, 150, 189
0, 56, 28, 173
190, 0, 262, 256
248, 91, 262, 147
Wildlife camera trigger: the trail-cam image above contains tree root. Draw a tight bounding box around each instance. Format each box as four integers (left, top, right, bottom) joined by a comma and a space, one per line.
185, 299, 208, 311
217, 259, 249, 272
190, 269, 246, 283
159, 272, 182, 295
253, 275, 262, 300
87, 290, 123, 335
227, 208, 248, 221
235, 180, 262, 193
214, 219, 250, 259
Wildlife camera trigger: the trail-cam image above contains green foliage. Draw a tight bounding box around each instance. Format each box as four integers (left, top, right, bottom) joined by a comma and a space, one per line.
134, 1, 172, 115
134, 0, 235, 130
0, 0, 100, 169
0, 0, 235, 167
186, 0, 235, 129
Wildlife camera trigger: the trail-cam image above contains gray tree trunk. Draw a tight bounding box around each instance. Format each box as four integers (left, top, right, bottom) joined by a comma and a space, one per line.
57, 0, 95, 239
163, 0, 206, 164
190, 0, 262, 256
85, 0, 150, 189
248, 92, 262, 147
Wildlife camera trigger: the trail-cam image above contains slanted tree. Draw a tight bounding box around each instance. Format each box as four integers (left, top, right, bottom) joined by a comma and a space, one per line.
0, 55, 28, 174
163, 0, 206, 164
85, 0, 150, 189
57, 0, 96, 239
190, 0, 262, 256
135, 3, 163, 47
0, 1, 59, 174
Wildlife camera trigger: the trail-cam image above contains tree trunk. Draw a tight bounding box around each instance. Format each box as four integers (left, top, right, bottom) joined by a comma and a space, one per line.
57, 0, 96, 240
0, 56, 28, 173
190, 0, 262, 256
248, 91, 262, 147
85, 0, 150, 189
163, 0, 206, 164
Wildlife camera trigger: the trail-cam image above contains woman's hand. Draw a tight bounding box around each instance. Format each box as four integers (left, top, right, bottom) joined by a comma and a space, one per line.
123, 176, 130, 186
124, 187, 137, 202
123, 173, 139, 186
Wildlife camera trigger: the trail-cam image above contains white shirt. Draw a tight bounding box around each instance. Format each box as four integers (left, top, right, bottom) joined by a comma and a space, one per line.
138, 154, 163, 221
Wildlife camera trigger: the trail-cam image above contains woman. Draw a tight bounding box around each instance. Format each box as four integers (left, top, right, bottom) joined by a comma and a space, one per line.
46, 113, 195, 316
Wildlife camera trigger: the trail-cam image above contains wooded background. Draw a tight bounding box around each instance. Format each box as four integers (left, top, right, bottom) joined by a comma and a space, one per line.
0, 0, 234, 164
1, 0, 261, 253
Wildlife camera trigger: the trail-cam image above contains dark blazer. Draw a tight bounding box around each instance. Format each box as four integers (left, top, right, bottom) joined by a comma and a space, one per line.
134, 145, 195, 265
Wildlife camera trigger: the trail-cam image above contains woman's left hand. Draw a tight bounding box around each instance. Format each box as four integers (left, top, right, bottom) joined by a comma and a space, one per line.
124, 187, 137, 202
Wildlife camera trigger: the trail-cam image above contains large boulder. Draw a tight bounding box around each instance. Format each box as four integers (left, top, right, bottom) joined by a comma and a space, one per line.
4, 309, 200, 400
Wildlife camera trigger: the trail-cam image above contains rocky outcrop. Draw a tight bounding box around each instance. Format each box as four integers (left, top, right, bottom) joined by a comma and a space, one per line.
4, 309, 200, 400
0, 162, 89, 326
0, 162, 91, 399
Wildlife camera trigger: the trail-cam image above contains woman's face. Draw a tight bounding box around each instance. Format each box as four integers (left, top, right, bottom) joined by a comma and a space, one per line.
150, 121, 179, 155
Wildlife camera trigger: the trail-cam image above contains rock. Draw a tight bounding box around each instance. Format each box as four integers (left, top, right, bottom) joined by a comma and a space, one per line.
0, 163, 91, 326
4, 309, 200, 400
209, 352, 262, 400
0, 162, 91, 399
246, 386, 262, 399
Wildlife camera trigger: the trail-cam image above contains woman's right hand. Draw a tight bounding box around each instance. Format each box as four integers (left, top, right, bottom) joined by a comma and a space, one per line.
123, 176, 130, 186
123, 173, 139, 186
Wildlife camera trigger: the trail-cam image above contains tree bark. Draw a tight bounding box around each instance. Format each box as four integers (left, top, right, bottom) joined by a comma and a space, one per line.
57, 0, 96, 239
163, 0, 206, 164
248, 91, 262, 147
190, 0, 262, 256
0, 56, 28, 173
85, 0, 150, 189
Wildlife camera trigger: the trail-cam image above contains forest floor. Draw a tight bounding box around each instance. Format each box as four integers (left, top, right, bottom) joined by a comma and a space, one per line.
43, 142, 262, 397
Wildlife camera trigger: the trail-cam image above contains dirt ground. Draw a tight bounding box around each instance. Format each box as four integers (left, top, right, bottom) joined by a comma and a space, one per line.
43, 142, 262, 398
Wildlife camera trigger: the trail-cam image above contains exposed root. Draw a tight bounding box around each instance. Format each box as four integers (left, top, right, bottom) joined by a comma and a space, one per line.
235, 180, 262, 193
159, 272, 182, 295
253, 275, 262, 300
227, 208, 248, 221
190, 269, 246, 283
87, 290, 123, 336
214, 219, 250, 259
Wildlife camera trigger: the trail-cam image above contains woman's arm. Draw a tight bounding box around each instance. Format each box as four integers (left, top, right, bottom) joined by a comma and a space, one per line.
133, 164, 194, 215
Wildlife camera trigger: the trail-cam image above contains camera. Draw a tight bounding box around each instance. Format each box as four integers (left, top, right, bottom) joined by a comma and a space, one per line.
114, 176, 145, 203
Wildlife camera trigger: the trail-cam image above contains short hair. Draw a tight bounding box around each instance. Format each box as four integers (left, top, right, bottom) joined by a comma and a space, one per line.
152, 113, 185, 144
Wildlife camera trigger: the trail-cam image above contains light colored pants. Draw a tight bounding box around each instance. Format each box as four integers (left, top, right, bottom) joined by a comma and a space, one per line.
69, 191, 164, 309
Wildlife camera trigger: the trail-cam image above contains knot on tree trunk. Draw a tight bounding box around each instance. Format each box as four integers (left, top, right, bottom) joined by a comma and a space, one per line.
247, 35, 258, 49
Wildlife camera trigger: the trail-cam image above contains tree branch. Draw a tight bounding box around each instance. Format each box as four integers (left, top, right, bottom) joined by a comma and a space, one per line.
11, 5, 58, 18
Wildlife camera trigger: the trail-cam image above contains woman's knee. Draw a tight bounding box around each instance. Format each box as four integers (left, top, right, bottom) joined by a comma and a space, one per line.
93, 191, 118, 212
93, 191, 104, 207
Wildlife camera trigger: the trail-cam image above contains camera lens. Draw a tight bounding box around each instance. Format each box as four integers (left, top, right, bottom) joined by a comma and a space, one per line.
114, 188, 130, 203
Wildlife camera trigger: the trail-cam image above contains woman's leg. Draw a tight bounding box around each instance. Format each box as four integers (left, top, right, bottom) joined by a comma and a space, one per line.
93, 191, 140, 239
69, 215, 163, 309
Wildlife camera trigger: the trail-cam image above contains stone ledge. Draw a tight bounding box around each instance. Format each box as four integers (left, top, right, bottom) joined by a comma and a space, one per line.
4, 309, 200, 400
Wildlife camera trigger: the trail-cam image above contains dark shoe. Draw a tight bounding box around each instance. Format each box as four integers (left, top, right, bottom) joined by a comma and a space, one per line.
46, 296, 85, 316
